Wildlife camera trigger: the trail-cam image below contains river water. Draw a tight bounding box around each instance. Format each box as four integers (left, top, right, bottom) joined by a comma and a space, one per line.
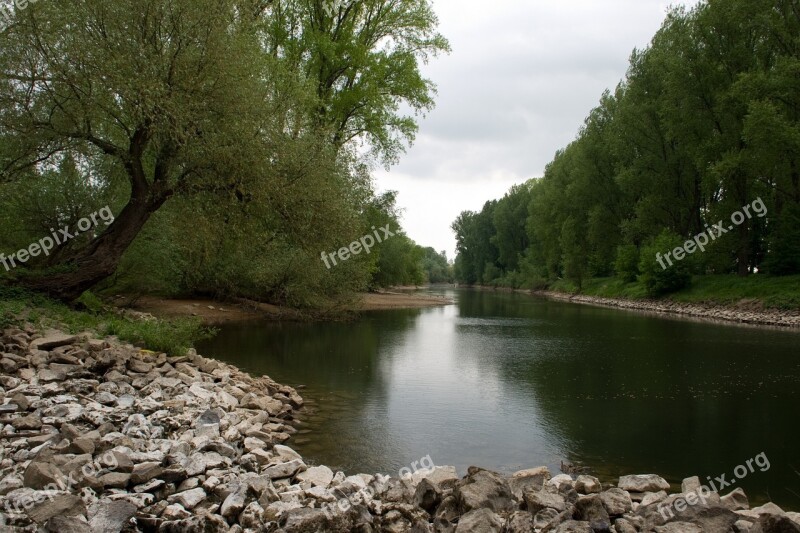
198, 289, 800, 508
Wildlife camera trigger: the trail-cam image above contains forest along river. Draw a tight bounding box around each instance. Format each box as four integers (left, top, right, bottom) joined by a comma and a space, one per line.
198, 289, 800, 508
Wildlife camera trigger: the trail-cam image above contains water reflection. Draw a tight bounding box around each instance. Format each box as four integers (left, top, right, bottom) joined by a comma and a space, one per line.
198, 289, 800, 508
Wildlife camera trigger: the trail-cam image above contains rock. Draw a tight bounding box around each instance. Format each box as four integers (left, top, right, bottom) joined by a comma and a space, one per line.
753, 503, 786, 516
574, 494, 611, 530
455, 508, 504, 532
97, 472, 131, 489
130, 462, 163, 485
534, 508, 561, 529
27, 493, 85, 524
618, 474, 670, 493
220, 483, 249, 520
414, 478, 443, 513
750, 514, 800, 533
524, 487, 567, 514
31, 332, 78, 351
506, 511, 533, 533
13, 413, 43, 430
296, 465, 334, 488
166, 487, 207, 510
655, 522, 704, 532
0, 475, 24, 495
599, 488, 633, 516
614, 518, 639, 533
549, 474, 575, 489
574, 475, 601, 495
682, 476, 702, 494
162, 503, 192, 521
413, 465, 460, 491
281, 507, 331, 531
88, 500, 137, 533
455, 468, 514, 513
552, 520, 593, 532
509, 468, 549, 500
94, 392, 117, 405
45, 515, 92, 533
157, 514, 230, 533
273, 444, 303, 462
722, 488, 750, 511
641, 490, 668, 506
263, 459, 306, 480
127, 359, 153, 374
24, 462, 64, 490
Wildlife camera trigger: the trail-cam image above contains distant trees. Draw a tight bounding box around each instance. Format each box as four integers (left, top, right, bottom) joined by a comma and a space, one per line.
453, 0, 800, 294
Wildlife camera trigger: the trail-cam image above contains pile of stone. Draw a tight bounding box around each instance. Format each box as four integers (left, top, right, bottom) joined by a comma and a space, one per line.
1, 326, 798, 532
535, 291, 800, 329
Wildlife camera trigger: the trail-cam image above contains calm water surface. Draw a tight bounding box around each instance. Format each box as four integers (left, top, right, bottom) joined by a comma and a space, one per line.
198, 289, 800, 508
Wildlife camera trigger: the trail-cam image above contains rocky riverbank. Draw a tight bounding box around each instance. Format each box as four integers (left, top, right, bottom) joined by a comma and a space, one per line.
1, 327, 798, 532
533, 291, 800, 329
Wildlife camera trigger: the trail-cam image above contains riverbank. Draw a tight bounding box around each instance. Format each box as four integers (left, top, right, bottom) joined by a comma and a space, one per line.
129, 291, 453, 325
532, 290, 800, 329
1, 326, 798, 532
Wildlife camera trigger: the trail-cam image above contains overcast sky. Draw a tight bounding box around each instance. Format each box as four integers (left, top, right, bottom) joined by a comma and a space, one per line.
374, 0, 702, 259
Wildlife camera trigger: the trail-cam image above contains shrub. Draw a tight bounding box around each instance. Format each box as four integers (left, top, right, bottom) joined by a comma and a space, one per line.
639, 231, 692, 296
614, 244, 640, 283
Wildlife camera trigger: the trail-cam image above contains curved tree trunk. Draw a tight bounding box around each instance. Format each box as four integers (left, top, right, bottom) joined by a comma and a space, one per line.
19, 190, 169, 301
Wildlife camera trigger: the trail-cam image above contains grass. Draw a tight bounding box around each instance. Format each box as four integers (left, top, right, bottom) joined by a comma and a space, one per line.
0, 286, 216, 355
546, 274, 800, 311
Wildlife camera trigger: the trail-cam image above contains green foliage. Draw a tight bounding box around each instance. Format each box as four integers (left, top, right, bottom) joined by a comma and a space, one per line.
452, 0, 800, 307
615, 245, 640, 283
0, 287, 213, 355
421, 248, 453, 284
639, 232, 693, 296
0, 0, 448, 304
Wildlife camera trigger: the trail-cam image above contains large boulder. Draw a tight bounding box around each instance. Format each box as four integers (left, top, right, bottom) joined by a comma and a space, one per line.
455, 468, 514, 514
455, 508, 504, 532
750, 515, 800, 533
618, 474, 670, 493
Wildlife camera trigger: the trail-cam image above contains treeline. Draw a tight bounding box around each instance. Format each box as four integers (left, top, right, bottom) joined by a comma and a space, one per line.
0, 0, 450, 308
453, 0, 800, 295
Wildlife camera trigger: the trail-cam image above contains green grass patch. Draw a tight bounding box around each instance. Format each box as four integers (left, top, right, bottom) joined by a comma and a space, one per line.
545, 275, 800, 310
0, 286, 215, 355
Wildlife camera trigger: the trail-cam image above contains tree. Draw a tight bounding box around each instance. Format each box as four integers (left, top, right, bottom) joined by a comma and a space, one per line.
0, 0, 449, 300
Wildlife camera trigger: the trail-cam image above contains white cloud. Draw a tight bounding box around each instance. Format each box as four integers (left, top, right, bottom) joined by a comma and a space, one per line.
376, 0, 702, 257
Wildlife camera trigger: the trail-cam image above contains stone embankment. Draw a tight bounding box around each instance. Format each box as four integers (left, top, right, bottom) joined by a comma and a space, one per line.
534, 291, 800, 329
1, 327, 798, 532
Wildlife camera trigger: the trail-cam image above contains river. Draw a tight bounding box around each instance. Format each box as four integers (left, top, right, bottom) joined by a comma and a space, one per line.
198, 289, 800, 508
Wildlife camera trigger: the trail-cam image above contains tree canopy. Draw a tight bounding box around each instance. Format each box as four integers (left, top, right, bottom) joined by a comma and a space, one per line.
453, 0, 800, 294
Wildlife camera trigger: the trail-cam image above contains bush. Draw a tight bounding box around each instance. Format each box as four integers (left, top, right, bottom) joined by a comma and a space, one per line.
614, 244, 640, 283
639, 231, 692, 296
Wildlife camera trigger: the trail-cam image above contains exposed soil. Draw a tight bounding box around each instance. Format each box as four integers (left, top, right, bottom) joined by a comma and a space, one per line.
126, 291, 453, 325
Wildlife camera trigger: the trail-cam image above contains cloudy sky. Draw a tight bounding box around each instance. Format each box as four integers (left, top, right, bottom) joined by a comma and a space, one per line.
374, 0, 702, 258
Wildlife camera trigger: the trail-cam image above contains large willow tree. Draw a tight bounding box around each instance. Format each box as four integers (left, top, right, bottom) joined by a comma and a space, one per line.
0, 0, 448, 300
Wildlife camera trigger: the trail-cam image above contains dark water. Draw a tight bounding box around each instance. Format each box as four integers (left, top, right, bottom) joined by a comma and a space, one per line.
198, 289, 800, 508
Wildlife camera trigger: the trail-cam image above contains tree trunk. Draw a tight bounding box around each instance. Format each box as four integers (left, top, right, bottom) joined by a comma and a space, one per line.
19, 192, 168, 301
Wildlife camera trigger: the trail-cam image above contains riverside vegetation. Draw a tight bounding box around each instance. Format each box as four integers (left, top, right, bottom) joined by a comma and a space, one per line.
0, 0, 453, 309
452, 0, 800, 312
